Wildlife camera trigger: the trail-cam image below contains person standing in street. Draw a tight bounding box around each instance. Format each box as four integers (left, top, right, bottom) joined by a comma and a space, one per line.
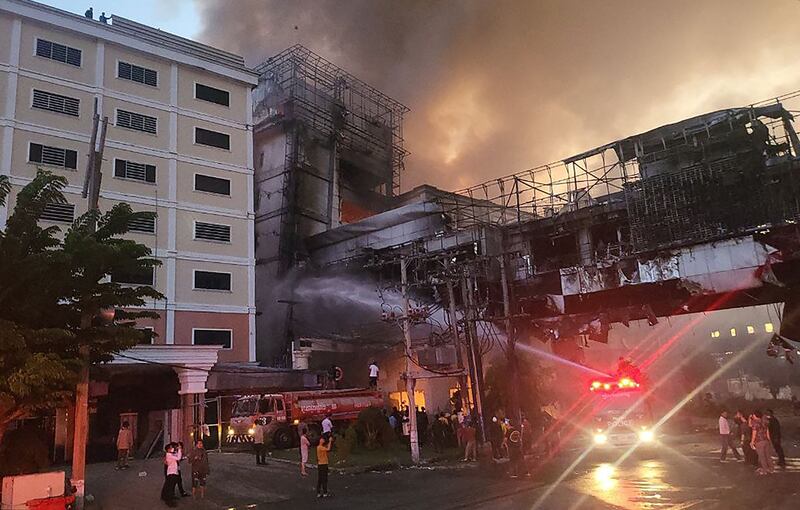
765, 409, 786, 468
368, 361, 379, 389
736, 410, 758, 467
115, 421, 133, 470
316, 435, 334, 498
750, 410, 774, 474
505, 420, 529, 479
718, 410, 741, 462
160, 443, 181, 507
175, 442, 189, 498
322, 412, 333, 440
187, 439, 209, 500
462, 420, 477, 462
253, 420, 267, 465
299, 427, 310, 477
489, 417, 504, 459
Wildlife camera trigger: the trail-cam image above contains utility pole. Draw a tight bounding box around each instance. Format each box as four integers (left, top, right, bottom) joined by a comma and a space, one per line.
73, 100, 107, 510
444, 258, 468, 398
462, 274, 486, 440
499, 251, 521, 428
400, 257, 420, 463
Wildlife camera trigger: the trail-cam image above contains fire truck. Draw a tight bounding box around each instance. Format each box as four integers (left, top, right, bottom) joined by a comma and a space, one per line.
228, 388, 383, 448
587, 366, 657, 449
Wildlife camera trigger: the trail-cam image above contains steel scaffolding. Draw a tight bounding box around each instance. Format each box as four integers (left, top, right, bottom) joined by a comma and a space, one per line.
434, 89, 800, 249
254, 45, 410, 196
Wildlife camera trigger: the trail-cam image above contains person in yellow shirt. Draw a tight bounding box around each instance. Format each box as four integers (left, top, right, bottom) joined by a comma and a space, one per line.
316, 435, 334, 498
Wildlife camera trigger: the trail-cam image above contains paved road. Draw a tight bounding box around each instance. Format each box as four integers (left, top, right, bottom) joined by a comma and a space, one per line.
86, 437, 800, 510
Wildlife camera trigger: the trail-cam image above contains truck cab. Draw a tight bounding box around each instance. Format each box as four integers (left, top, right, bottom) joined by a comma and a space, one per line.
588, 375, 657, 450
229, 394, 292, 447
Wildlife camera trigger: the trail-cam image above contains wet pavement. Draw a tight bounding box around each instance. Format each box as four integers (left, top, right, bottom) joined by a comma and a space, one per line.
85, 434, 800, 509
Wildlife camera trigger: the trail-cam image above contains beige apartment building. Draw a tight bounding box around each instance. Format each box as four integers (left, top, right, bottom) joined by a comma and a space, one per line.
0, 0, 259, 363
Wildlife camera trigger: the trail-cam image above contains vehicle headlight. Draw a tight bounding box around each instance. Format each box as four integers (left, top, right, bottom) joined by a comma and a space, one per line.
248, 427, 255, 436
639, 429, 654, 442
593, 433, 608, 444
227, 427, 234, 436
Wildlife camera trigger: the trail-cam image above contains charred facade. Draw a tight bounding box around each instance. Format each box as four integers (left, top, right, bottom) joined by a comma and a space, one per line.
252, 45, 409, 364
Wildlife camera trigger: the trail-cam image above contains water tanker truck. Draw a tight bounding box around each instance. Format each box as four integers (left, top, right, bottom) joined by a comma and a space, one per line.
228, 388, 383, 448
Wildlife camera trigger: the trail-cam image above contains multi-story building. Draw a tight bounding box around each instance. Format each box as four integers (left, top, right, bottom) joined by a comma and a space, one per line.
251, 45, 409, 364
0, 0, 259, 363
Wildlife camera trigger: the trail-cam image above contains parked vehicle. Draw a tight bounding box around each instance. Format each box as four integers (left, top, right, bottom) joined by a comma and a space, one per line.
228, 388, 383, 448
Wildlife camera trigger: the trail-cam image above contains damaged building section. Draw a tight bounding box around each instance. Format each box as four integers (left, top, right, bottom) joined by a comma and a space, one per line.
251, 45, 409, 364
296, 96, 800, 393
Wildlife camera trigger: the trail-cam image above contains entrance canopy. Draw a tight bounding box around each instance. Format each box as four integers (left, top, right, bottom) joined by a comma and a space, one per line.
109, 345, 221, 395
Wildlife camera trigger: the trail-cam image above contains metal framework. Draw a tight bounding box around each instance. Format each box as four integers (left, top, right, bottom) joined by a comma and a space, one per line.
254, 45, 410, 195
434, 89, 800, 247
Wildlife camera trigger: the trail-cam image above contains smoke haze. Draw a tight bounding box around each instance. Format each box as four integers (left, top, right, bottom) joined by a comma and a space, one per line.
197, 0, 800, 191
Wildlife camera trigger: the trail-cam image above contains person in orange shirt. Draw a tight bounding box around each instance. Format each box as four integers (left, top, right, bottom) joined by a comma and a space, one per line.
316, 435, 334, 498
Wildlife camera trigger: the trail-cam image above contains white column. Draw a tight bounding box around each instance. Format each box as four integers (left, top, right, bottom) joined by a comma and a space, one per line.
175, 367, 210, 395
246, 82, 257, 361
165, 63, 179, 344
94, 41, 105, 117
0, 18, 22, 230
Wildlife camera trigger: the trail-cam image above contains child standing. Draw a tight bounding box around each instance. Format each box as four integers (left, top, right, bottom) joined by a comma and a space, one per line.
316, 435, 334, 498
188, 439, 210, 499
299, 428, 310, 477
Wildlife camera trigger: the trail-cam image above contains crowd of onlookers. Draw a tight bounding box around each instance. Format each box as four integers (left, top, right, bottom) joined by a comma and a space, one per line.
718, 408, 785, 475
382, 404, 543, 478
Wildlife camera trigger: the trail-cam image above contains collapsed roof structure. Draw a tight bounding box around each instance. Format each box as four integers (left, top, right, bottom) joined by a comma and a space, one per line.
305, 92, 800, 352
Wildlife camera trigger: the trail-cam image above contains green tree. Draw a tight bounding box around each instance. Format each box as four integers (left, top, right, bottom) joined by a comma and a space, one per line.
0, 171, 162, 446
483, 354, 553, 423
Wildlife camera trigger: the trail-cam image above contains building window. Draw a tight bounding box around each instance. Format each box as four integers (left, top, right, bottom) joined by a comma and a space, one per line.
111, 267, 155, 286
711, 330, 721, 339
116, 109, 157, 135
730, 328, 737, 337
114, 159, 156, 183
35, 38, 82, 67
117, 61, 158, 87
127, 215, 156, 234
746, 325, 755, 335
765, 322, 774, 333
194, 127, 230, 150
137, 327, 154, 345
40, 202, 75, 223
193, 329, 232, 349
193, 270, 231, 291
28, 143, 78, 169
194, 221, 231, 243
194, 174, 231, 196
32, 89, 80, 117
195, 83, 230, 107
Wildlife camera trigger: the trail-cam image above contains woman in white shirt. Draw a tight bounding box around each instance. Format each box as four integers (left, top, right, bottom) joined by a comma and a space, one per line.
160, 443, 182, 507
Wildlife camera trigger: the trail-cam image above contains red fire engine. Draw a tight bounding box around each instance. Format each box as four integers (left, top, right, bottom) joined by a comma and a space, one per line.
228, 388, 382, 448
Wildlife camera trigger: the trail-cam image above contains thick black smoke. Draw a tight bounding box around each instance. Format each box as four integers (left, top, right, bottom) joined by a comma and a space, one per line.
197, 0, 800, 191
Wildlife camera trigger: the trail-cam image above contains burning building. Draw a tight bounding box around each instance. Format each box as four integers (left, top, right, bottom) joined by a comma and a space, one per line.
251, 45, 409, 364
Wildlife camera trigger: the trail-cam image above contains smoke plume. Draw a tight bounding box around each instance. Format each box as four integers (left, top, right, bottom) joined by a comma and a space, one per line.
197, 0, 800, 192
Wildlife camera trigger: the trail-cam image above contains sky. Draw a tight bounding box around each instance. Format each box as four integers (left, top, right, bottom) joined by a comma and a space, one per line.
42, 0, 800, 193
41, 0, 200, 39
